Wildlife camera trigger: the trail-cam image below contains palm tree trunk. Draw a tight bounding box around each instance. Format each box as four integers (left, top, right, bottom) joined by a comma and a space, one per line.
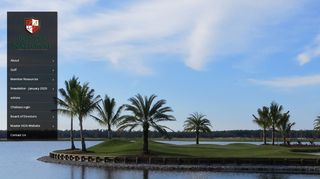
272, 125, 275, 145
263, 127, 266, 145
107, 125, 112, 139
196, 131, 199, 144
143, 122, 149, 155
70, 115, 75, 150
79, 116, 86, 151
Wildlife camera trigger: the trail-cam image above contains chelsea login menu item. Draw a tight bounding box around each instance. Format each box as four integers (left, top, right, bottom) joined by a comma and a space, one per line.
7, 12, 57, 140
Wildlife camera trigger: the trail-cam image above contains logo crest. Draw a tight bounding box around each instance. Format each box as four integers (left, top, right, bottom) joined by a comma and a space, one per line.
25, 18, 40, 34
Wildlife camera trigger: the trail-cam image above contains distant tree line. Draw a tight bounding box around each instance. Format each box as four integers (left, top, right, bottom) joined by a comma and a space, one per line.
0, 130, 318, 139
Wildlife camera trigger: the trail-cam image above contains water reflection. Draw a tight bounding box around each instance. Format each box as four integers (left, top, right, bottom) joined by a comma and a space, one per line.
0, 141, 319, 179
143, 169, 149, 179
257, 173, 289, 179
81, 166, 85, 179
66, 165, 318, 179
157, 140, 320, 146
70, 165, 75, 179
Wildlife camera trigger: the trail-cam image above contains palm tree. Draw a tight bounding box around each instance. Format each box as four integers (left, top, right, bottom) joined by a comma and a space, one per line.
118, 94, 175, 155
277, 111, 295, 145
73, 83, 100, 151
183, 112, 212, 144
252, 106, 270, 145
56, 76, 80, 150
91, 95, 124, 139
313, 116, 320, 132
269, 101, 283, 145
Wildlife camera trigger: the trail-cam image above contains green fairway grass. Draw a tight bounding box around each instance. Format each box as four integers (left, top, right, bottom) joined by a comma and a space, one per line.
87, 139, 320, 158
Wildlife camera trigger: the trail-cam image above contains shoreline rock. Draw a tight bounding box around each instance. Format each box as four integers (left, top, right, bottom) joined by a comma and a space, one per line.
38, 156, 320, 174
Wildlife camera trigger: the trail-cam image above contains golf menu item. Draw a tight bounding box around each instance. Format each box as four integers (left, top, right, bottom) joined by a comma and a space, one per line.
7, 12, 57, 140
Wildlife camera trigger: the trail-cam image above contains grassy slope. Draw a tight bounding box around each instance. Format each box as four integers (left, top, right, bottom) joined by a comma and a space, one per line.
88, 139, 320, 158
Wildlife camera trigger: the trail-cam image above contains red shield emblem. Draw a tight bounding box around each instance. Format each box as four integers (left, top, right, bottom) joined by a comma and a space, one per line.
25, 18, 40, 34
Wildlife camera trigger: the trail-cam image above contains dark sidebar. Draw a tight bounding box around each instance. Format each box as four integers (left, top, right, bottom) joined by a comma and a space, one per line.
7, 12, 57, 140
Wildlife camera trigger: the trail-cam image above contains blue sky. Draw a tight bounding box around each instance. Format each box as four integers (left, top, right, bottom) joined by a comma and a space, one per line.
1, 0, 320, 131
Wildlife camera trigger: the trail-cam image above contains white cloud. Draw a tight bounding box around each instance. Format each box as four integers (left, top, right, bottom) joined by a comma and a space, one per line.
186, 11, 218, 70
249, 74, 320, 89
297, 35, 320, 65
0, 0, 303, 73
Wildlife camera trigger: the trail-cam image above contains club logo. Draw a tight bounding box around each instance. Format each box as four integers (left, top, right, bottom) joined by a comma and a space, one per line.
25, 18, 40, 34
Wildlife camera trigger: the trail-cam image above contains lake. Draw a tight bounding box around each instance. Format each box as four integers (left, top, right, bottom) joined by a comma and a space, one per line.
156, 140, 320, 145
0, 141, 319, 179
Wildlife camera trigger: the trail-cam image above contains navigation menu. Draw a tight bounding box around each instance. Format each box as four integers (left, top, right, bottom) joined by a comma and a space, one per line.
7, 12, 57, 140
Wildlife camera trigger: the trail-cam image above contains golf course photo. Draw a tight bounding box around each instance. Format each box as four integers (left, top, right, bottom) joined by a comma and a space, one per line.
1, 1, 320, 179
